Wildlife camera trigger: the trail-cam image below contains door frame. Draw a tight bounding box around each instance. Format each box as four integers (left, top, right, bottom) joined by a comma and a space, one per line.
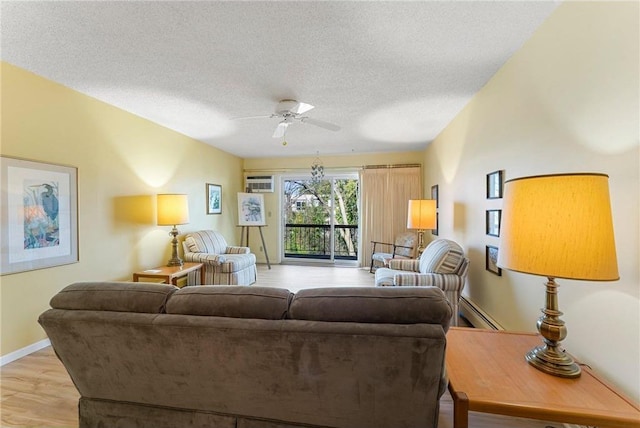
279, 172, 359, 266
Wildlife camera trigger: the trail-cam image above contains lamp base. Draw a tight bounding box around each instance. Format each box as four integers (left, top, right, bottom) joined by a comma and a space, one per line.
416, 230, 425, 257
526, 276, 581, 379
166, 226, 184, 267
525, 344, 581, 378
167, 257, 184, 267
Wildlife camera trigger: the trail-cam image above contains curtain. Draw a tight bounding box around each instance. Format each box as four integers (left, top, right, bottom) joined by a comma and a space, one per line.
360, 165, 422, 269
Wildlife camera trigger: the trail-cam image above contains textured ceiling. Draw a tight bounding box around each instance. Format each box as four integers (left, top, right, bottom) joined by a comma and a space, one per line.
1, 1, 560, 158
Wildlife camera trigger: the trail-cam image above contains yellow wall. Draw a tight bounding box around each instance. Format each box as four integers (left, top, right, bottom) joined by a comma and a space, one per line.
0, 63, 245, 355
423, 2, 639, 400
243, 152, 423, 264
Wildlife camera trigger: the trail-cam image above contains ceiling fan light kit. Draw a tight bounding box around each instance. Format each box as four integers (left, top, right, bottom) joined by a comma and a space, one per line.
275, 99, 314, 115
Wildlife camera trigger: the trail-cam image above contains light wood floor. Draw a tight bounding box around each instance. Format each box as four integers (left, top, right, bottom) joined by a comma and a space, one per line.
1, 264, 564, 428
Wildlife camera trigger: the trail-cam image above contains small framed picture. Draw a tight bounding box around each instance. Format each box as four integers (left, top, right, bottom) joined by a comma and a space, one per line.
431, 184, 439, 208
486, 209, 501, 237
486, 170, 504, 199
486, 245, 502, 276
206, 183, 222, 215
431, 212, 439, 236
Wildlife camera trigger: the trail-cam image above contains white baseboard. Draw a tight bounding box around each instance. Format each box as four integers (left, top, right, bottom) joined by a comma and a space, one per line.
459, 296, 503, 330
0, 338, 51, 366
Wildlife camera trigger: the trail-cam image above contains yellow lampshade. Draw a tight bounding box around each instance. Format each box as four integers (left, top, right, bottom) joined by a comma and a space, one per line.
497, 173, 618, 281
407, 199, 437, 230
157, 194, 190, 226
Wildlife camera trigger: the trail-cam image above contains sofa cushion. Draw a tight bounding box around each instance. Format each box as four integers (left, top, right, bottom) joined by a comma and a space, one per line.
288, 286, 452, 328
419, 239, 465, 274
50, 282, 177, 314
166, 286, 293, 319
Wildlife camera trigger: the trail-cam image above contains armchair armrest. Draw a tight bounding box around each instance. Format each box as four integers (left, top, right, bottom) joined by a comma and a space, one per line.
392, 243, 413, 251
184, 252, 227, 266
393, 272, 464, 289
226, 246, 250, 254
387, 259, 420, 272
371, 240, 393, 252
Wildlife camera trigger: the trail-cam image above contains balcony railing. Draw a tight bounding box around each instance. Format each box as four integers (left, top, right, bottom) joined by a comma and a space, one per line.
284, 223, 358, 260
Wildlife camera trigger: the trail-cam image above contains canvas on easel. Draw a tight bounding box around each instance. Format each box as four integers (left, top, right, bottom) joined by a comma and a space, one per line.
237, 193, 266, 226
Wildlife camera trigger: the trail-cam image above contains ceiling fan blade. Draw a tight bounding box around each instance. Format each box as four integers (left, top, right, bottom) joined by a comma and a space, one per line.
272, 122, 289, 138
232, 114, 272, 120
292, 102, 314, 115
301, 117, 341, 132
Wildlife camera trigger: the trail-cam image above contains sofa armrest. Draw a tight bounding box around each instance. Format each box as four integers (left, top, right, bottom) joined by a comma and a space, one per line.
393, 272, 464, 289
387, 259, 420, 271
184, 252, 227, 266
226, 246, 250, 254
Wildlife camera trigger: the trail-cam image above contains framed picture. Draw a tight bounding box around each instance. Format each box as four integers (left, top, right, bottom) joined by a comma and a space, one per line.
486, 170, 504, 199
206, 183, 222, 215
486, 209, 501, 237
1, 156, 78, 275
431, 184, 439, 208
486, 245, 502, 276
431, 212, 439, 236
237, 192, 266, 226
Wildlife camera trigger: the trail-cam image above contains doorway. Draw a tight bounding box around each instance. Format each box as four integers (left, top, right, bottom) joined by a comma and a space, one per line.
282, 175, 359, 264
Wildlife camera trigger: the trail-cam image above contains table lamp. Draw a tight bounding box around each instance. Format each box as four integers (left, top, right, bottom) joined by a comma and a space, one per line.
157, 194, 190, 267
497, 173, 618, 378
407, 199, 437, 257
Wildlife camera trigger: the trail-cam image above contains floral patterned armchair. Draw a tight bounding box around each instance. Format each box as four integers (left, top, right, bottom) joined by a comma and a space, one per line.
369, 231, 417, 273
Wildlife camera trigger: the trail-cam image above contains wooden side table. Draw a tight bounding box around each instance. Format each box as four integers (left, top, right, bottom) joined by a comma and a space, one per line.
446, 327, 640, 428
132, 262, 204, 287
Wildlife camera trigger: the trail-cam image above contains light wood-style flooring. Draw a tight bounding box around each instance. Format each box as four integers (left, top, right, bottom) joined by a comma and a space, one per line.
1, 264, 564, 428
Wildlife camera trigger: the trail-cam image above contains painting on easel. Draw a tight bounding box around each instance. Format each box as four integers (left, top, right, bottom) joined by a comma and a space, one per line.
237, 193, 266, 226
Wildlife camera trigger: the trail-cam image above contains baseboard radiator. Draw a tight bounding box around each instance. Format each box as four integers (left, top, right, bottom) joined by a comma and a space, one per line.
458, 296, 503, 330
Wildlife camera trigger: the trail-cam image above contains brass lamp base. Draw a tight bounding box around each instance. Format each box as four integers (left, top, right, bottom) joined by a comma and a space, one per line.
166, 226, 184, 267
416, 230, 425, 257
527, 277, 581, 378
526, 343, 581, 378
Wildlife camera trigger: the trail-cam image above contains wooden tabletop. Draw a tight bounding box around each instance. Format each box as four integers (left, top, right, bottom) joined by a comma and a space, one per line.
132, 262, 204, 285
445, 327, 640, 428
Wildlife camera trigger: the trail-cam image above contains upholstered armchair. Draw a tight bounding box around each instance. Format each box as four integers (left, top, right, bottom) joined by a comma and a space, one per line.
182, 230, 257, 285
375, 238, 469, 326
369, 231, 417, 273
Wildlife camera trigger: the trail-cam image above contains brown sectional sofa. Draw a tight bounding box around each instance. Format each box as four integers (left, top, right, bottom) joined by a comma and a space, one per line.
39, 282, 453, 428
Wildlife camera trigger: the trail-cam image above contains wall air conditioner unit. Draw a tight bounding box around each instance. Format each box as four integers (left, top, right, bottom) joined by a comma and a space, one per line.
245, 175, 274, 193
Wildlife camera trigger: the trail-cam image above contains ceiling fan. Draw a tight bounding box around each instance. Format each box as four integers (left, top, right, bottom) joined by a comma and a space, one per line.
237, 99, 341, 138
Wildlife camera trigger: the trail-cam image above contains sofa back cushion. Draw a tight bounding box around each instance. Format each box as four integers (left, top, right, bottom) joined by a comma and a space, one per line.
288, 286, 453, 330
50, 282, 177, 313
185, 230, 228, 254
166, 286, 293, 320
419, 239, 466, 275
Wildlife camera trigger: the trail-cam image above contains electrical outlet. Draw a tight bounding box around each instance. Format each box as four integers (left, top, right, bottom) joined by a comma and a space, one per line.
259, 246, 263, 252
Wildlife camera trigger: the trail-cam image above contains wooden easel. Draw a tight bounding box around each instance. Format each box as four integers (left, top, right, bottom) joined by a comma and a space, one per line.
239, 225, 271, 269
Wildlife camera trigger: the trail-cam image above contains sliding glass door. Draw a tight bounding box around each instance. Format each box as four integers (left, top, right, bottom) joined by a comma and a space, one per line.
282, 175, 358, 263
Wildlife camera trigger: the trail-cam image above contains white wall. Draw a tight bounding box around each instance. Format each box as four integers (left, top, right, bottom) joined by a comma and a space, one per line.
423, 1, 639, 400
